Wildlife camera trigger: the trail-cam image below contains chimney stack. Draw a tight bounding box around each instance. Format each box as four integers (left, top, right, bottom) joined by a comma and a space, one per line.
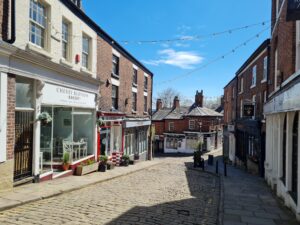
195, 90, 204, 107
173, 96, 180, 109
156, 99, 162, 111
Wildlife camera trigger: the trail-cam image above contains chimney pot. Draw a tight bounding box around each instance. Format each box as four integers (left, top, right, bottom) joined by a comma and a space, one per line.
173, 96, 180, 109
195, 90, 204, 107
156, 99, 163, 111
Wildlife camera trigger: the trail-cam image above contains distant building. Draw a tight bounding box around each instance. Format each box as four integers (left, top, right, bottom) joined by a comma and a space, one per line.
152, 91, 223, 154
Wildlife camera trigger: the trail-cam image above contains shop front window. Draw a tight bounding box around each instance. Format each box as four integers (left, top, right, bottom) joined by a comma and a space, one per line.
138, 131, 147, 153
125, 133, 134, 155
111, 125, 122, 152
100, 128, 111, 156
16, 77, 34, 108
40, 106, 94, 171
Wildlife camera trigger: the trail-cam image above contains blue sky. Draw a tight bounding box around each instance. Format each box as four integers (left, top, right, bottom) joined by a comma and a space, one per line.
83, 0, 271, 101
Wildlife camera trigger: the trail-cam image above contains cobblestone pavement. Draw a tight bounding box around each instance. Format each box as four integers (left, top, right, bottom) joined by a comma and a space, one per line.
0, 157, 220, 225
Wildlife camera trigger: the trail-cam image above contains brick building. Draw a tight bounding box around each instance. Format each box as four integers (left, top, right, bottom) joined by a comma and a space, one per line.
0, 0, 153, 191
264, 0, 300, 218
96, 31, 153, 163
223, 77, 237, 163
223, 39, 270, 176
152, 91, 223, 154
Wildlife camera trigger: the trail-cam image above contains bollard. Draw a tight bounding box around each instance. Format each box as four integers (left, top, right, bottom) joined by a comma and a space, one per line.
224, 161, 227, 177
216, 160, 219, 174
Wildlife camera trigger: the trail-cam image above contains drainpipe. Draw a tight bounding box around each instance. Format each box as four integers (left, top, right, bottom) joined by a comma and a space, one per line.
6, 0, 16, 44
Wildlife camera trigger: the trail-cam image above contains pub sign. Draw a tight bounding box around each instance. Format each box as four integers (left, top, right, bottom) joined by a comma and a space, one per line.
243, 104, 254, 117
287, 0, 300, 21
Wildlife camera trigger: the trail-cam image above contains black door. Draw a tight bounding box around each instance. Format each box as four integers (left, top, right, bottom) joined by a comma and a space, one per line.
14, 111, 34, 181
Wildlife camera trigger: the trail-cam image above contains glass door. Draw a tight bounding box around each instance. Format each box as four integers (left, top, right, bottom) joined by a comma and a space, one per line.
40, 106, 53, 173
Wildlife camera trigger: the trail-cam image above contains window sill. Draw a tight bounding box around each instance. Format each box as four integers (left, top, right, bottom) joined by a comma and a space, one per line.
238, 91, 243, 95
143, 112, 148, 115
80, 67, 93, 77
111, 72, 119, 79
250, 84, 256, 89
144, 88, 148, 92
261, 79, 267, 84
26, 43, 52, 59
60, 58, 73, 68
132, 83, 138, 87
132, 110, 137, 114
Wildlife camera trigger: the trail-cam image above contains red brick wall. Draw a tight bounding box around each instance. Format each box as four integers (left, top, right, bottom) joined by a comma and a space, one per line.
0, 0, 9, 40
269, 0, 296, 94
7, 74, 15, 160
224, 79, 237, 124
162, 116, 221, 134
97, 36, 152, 116
237, 49, 268, 120
153, 121, 164, 135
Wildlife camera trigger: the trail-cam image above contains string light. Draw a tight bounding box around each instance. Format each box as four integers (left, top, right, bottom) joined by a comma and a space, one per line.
119, 20, 271, 45
154, 26, 270, 87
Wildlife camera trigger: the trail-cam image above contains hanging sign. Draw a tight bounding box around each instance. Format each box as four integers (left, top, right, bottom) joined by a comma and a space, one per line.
243, 104, 254, 117
287, 0, 300, 21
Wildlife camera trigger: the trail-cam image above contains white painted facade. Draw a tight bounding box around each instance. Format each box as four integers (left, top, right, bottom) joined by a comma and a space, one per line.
15, 0, 97, 77
264, 81, 300, 220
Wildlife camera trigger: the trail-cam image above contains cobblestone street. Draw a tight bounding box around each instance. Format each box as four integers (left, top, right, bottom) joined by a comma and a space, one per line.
0, 157, 220, 225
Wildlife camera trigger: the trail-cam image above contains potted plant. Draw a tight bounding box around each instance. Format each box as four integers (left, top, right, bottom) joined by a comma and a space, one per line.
96, 118, 105, 131
121, 154, 130, 167
62, 152, 70, 171
99, 155, 108, 172
76, 159, 98, 176
37, 112, 52, 125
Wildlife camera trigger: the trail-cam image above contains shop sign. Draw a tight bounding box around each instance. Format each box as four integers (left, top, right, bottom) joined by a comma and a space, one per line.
243, 104, 254, 117
125, 120, 151, 128
228, 125, 235, 132
42, 83, 96, 108
287, 0, 300, 21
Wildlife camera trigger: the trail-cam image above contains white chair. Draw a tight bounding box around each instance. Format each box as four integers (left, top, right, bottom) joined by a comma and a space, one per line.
80, 138, 88, 157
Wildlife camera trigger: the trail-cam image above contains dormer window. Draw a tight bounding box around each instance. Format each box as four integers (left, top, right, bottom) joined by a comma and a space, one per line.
29, 0, 47, 48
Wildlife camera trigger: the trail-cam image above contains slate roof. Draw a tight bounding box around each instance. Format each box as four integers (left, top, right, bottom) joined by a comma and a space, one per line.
152, 104, 223, 121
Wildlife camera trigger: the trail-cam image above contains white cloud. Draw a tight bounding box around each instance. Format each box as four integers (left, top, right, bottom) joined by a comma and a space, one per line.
143, 48, 203, 69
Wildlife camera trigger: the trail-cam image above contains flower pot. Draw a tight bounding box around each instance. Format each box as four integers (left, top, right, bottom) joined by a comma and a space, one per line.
62, 163, 70, 171
122, 159, 130, 167
99, 164, 107, 172
107, 161, 115, 170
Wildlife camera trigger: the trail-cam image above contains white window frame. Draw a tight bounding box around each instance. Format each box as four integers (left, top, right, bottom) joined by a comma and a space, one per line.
262, 56, 268, 82
296, 21, 300, 71
132, 92, 137, 112
112, 54, 120, 76
239, 77, 244, 94
240, 99, 243, 118
263, 91, 267, 103
62, 20, 71, 61
275, 49, 279, 90
189, 120, 195, 130
169, 122, 174, 131
252, 95, 256, 119
251, 65, 257, 88
29, 0, 47, 48
82, 34, 90, 69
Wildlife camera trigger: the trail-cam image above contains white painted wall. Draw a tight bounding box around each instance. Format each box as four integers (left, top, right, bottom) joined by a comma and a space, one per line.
15, 0, 97, 77
0, 73, 7, 162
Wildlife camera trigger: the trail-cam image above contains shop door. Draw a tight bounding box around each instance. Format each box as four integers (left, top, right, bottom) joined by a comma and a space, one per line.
14, 111, 34, 181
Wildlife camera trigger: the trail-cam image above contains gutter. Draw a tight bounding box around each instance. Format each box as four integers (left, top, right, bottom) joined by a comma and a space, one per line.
6, 0, 16, 44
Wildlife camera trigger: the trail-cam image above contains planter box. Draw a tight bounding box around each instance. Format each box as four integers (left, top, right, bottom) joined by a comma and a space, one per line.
76, 163, 98, 176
